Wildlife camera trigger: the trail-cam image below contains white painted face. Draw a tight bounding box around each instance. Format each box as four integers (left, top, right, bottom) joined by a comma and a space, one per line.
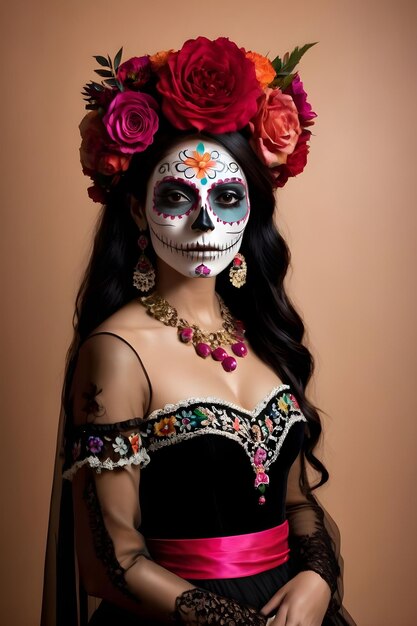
145, 138, 250, 278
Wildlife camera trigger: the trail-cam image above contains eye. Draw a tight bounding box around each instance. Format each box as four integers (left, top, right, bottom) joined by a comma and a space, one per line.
164, 190, 191, 204
209, 182, 249, 223
153, 180, 197, 217
215, 191, 241, 207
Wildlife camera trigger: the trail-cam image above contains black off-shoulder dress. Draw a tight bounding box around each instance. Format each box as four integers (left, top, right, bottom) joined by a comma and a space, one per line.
42, 332, 356, 626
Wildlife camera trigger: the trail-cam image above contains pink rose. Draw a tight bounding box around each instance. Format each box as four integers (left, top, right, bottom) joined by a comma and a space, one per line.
117, 56, 151, 89
284, 74, 317, 128
103, 91, 159, 154
79, 111, 131, 176
249, 88, 301, 168
156, 36, 261, 133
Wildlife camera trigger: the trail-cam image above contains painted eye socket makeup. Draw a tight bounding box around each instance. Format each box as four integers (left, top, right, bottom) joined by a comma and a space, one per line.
154, 181, 198, 216
209, 183, 249, 223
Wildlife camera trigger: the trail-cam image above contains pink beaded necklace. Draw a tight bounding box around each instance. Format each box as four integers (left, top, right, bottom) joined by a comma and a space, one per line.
139, 293, 248, 372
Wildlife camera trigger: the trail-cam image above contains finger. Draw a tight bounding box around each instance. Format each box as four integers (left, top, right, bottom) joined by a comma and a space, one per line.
272, 604, 288, 626
261, 588, 286, 615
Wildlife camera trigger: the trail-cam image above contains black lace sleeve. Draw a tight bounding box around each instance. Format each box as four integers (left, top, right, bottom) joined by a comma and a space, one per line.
286, 453, 356, 624
173, 589, 267, 626
287, 493, 340, 595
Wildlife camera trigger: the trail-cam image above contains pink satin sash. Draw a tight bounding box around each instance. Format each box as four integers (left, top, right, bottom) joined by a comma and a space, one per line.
146, 520, 290, 579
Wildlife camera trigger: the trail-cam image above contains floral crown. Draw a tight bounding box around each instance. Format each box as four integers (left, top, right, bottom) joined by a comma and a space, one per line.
80, 37, 317, 203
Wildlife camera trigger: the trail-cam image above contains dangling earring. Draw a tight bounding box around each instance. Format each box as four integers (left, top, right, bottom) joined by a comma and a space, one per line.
133, 233, 155, 293
229, 253, 247, 288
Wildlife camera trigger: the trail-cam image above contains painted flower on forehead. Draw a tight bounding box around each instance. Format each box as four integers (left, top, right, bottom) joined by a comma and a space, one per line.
183, 147, 216, 182
103, 91, 159, 154
156, 36, 262, 133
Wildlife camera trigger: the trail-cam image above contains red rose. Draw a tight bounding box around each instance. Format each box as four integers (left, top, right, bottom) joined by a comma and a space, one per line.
103, 91, 159, 154
79, 111, 131, 175
156, 36, 262, 133
273, 130, 311, 187
79, 111, 109, 171
249, 87, 301, 168
87, 183, 107, 204
116, 56, 151, 89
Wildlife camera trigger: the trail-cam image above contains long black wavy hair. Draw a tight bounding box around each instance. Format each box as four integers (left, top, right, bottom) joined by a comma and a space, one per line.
63, 128, 328, 493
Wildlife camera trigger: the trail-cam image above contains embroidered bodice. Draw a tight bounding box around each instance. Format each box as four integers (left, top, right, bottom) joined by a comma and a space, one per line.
142, 385, 306, 508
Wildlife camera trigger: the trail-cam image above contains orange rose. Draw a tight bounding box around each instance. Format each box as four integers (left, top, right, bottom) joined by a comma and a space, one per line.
149, 49, 174, 71
249, 87, 301, 168
246, 51, 275, 89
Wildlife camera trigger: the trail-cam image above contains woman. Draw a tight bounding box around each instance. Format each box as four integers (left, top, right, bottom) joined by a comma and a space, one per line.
42, 37, 355, 626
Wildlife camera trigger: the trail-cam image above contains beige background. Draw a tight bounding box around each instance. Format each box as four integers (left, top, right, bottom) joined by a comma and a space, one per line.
1, 0, 416, 624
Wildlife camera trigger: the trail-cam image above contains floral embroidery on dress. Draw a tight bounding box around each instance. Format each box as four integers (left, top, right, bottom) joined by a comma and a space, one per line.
63, 423, 150, 480
112, 436, 128, 455
142, 385, 306, 505
87, 436, 104, 454
129, 433, 140, 453
154, 415, 177, 436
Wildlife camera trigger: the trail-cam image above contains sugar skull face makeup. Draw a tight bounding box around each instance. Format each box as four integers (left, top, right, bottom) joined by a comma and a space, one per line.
145, 138, 250, 278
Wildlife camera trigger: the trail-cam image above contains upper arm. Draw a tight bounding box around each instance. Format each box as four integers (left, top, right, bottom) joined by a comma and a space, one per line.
71, 332, 150, 427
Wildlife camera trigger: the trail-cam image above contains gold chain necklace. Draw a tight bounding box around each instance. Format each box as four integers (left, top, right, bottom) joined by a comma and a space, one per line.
139, 292, 248, 372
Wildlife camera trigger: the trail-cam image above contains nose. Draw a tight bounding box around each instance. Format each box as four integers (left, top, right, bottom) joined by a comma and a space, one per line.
191, 205, 215, 232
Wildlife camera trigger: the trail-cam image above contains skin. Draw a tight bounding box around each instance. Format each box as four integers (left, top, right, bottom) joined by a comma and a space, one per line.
94, 136, 332, 624
263, 571, 331, 625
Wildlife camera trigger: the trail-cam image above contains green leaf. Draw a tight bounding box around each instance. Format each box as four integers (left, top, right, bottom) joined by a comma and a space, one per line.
113, 47, 123, 72
93, 55, 110, 67
104, 78, 118, 87
258, 484, 266, 494
107, 54, 113, 69
193, 408, 206, 419
271, 55, 282, 73
94, 69, 114, 78
280, 42, 317, 75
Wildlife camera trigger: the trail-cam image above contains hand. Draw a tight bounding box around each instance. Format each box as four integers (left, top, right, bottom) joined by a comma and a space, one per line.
261, 571, 331, 626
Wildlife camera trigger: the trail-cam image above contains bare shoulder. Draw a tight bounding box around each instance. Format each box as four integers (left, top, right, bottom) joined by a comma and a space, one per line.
92, 297, 161, 338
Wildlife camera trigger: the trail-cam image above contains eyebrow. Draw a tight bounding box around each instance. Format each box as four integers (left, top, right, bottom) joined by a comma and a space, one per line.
156, 177, 201, 192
